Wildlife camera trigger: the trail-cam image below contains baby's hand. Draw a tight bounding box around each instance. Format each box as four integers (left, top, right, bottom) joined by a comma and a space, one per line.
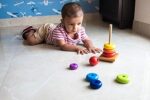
87, 47, 102, 54
76, 47, 89, 55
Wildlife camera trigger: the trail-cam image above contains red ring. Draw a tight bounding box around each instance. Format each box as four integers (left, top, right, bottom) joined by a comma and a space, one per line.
102, 52, 116, 57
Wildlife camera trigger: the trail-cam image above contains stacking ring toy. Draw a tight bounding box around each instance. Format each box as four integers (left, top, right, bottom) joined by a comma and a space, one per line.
90, 79, 102, 89
69, 63, 78, 70
116, 74, 129, 84
86, 73, 99, 82
104, 43, 116, 50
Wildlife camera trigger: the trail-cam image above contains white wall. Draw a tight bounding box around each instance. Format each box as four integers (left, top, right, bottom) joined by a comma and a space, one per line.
134, 0, 150, 24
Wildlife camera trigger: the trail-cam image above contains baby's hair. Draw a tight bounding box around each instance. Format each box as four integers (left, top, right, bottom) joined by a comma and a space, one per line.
61, 2, 84, 19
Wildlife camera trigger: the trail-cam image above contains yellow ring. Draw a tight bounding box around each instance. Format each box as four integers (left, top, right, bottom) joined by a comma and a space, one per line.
104, 43, 116, 50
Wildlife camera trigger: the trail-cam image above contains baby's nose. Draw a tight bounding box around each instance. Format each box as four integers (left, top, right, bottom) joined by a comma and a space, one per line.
73, 27, 78, 31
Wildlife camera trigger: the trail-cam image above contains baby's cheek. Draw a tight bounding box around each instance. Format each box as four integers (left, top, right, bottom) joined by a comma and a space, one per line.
78, 26, 81, 29
67, 27, 73, 32
66, 28, 70, 33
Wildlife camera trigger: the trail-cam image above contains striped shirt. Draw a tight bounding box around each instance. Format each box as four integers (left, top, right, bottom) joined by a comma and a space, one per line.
46, 23, 88, 45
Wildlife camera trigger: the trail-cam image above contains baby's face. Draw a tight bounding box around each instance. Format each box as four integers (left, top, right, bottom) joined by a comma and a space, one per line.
63, 15, 83, 34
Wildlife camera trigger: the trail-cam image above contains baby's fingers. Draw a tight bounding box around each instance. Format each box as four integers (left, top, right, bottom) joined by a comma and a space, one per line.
91, 49, 96, 54
83, 49, 89, 54
77, 50, 84, 55
77, 50, 81, 54
79, 49, 89, 55
95, 48, 102, 53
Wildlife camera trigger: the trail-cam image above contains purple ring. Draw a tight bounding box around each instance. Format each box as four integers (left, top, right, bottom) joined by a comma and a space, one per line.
69, 63, 78, 70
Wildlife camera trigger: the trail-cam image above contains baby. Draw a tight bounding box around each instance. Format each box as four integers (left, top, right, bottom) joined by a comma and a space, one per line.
22, 2, 101, 54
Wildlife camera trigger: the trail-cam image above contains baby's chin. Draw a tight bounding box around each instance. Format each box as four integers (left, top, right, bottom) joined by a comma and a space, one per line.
68, 31, 78, 34
73, 31, 77, 34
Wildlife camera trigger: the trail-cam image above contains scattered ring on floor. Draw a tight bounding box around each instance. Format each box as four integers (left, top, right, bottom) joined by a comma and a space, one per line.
90, 79, 102, 89
116, 74, 129, 84
69, 63, 78, 70
86, 73, 99, 82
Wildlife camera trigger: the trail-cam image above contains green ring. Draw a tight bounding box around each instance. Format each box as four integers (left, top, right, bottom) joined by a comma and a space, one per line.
116, 74, 129, 84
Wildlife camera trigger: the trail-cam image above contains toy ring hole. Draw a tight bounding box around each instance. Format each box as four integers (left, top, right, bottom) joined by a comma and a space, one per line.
123, 75, 126, 77
95, 80, 100, 84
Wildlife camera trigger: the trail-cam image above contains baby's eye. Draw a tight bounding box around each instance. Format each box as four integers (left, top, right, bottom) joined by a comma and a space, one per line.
70, 24, 74, 26
78, 23, 81, 25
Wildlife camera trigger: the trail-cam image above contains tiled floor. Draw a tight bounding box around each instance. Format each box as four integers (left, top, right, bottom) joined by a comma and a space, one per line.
0, 20, 150, 100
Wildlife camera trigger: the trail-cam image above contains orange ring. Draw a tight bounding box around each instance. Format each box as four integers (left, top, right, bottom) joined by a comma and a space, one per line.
103, 48, 115, 53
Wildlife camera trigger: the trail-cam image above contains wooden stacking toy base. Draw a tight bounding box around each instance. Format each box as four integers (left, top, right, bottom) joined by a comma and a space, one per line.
99, 53, 118, 62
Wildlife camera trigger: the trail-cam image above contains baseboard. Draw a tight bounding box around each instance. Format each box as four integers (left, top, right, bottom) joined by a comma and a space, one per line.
0, 13, 101, 28
133, 21, 150, 38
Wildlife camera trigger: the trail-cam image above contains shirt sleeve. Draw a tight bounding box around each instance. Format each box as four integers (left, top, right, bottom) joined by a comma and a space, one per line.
80, 27, 88, 41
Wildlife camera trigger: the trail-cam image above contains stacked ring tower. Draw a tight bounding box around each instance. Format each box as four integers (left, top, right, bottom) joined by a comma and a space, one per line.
99, 24, 118, 62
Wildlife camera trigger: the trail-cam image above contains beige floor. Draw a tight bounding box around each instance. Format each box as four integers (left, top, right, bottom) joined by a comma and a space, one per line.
0, 20, 150, 100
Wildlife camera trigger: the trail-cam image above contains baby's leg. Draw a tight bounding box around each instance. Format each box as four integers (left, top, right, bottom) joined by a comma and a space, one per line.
26, 24, 51, 45
25, 30, 43, 45
23, 24, 55, 45
21, 26, 39, 45
35, 23, 56, 42
22, 25, 46, 45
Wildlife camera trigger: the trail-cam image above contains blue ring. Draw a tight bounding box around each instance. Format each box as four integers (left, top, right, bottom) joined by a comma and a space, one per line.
90, 79, 102, 89
86, 73, 99, 82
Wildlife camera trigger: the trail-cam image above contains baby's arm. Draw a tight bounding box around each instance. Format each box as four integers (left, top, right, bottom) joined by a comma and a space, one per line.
56, 39, 89, 54
82, 38, 102, 53
79, 27, 101, 53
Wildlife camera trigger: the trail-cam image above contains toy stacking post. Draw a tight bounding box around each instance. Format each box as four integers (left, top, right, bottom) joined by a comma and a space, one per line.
99, 24, 118, 62
109, 24, 112, 44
